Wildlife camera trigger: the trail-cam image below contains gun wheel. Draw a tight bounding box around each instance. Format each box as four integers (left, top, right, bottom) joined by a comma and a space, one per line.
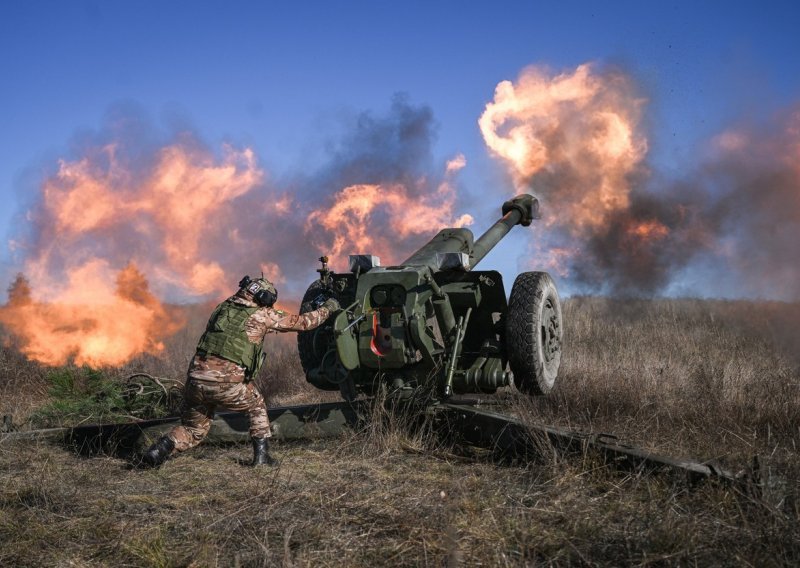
506, 271, 562, 395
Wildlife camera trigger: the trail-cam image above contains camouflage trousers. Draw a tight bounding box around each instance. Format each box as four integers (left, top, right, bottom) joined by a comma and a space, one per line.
167, 379, 272, 452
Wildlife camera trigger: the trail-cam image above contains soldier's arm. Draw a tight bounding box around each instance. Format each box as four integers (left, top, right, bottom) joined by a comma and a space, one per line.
264, 307, 332, 332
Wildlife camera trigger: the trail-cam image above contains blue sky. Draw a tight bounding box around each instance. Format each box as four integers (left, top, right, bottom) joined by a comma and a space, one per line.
1, 1, 799, 296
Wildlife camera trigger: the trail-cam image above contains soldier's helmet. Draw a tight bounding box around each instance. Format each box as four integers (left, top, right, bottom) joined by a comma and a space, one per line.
238, 275, 277, 307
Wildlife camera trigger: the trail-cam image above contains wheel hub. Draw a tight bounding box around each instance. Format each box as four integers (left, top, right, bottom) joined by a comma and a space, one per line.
541, 299, 561, 364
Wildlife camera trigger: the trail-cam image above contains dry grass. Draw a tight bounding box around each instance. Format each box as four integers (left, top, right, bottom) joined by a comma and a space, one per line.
1, 297, 799, 566
524, 298, 800, 470
0, 338, 49, 423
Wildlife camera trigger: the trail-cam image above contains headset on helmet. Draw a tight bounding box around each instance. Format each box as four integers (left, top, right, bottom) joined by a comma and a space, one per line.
238, 275, 277, 307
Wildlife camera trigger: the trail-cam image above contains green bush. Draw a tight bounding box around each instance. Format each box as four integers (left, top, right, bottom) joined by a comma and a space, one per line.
29, 367, 176, 428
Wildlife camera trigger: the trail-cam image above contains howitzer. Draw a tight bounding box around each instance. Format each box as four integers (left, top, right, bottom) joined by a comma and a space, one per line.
298, 194, 563, 401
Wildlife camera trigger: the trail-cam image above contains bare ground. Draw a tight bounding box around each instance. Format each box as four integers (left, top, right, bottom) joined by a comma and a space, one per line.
1, 297, 799, 566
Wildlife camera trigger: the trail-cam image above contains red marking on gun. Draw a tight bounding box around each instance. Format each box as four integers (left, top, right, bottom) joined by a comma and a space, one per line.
369, 312, 393, 357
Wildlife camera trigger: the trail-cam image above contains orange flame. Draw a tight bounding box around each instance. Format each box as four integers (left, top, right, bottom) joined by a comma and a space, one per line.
307, 157, 473, 268
479, 63, 647, 230
2, 132, 476, 365
2, 140, 265, 366
0, 264, 182, 367
479, 63, 654, 276
620, 219, 670, 266
626, 219, 669, 242
38, 143, 263, 296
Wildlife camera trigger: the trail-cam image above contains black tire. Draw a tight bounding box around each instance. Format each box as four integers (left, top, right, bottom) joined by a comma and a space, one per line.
297, 280, 339, 391
506, 272, 562, 395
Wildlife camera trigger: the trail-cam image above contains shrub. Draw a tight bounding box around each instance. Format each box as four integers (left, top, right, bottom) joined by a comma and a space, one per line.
29, 367, 177, 428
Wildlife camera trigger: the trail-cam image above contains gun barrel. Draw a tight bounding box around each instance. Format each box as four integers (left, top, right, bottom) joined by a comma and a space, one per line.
470, 194, 539, 269
400, 194, 539, 272
401, 228, 474, 270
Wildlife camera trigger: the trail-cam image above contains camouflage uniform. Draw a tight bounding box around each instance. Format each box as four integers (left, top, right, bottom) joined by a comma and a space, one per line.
166, 294, 331, 453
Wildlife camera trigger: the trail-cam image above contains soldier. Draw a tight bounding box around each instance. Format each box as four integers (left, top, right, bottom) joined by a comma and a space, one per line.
142, 275, 338, 468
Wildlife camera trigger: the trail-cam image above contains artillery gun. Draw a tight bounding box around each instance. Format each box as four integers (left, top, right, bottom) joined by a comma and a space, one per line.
4, 197, 751, 488
297, 194, 563, 401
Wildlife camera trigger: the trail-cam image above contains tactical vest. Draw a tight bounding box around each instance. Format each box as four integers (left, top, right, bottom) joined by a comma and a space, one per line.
196, 300, 265, 377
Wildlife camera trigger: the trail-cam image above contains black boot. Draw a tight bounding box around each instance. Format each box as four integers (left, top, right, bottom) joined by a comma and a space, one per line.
141, 435, 175, 468
252, 437, 278, 467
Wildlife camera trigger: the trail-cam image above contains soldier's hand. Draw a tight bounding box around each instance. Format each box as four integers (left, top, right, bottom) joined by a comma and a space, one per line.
322, 297, 340, 312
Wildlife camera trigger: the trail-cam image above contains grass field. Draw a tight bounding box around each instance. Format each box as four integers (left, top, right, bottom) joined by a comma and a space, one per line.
1, 297, 798, 566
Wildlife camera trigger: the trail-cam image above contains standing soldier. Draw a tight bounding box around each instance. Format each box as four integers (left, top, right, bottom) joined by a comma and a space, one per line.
142, 275, 338, 467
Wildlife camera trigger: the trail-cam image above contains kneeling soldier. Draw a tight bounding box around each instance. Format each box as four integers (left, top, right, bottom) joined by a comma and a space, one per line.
142, 275, 338, 467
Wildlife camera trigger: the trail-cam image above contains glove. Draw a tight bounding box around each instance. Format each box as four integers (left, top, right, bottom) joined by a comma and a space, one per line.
322, 297, 340, 312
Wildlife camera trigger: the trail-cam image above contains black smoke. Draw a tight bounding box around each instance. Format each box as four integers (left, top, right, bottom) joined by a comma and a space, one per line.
547, 106, 800, 300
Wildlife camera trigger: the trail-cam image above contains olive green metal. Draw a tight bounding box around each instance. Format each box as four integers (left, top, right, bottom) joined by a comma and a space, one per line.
456, 354, 508, 393
297, 194, 551, 401
426, 274, 456, 343
471, 194, 539, 269
433, 403, 753, 489
443, 307, 472, 397
402, 228, 474, 270
431, 294, 457, 344
333, 310, 360, 370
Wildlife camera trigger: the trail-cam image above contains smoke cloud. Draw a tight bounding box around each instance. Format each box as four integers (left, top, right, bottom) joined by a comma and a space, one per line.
480, 63, 800, 300
4, 67, 800, 367
1, 97, 471, 365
